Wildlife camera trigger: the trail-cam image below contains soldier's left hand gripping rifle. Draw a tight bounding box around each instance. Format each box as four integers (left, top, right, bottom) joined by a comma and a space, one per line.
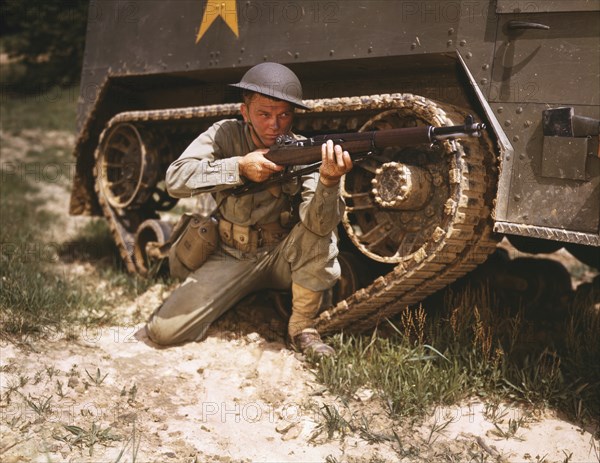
228, 115, 486, 196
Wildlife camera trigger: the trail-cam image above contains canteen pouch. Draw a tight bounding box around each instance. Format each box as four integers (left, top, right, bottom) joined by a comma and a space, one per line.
173, 214, 219, 271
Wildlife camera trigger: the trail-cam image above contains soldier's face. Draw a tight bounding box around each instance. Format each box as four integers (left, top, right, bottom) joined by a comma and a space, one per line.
241, 94, 294, 147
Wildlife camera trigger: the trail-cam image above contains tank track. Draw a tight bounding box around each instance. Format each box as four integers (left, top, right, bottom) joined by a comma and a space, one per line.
93, 93, 499, 331
318, 97, 499, 334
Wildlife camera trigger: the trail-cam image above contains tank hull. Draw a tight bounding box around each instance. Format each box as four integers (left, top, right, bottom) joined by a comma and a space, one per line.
70, 0, 599, 331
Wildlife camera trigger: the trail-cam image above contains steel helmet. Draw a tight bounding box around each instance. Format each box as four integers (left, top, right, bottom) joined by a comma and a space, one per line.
230, 62, 310, 110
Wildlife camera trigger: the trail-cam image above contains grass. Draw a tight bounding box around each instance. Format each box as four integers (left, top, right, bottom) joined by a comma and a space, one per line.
312, 280, 600, 438
0, 161, 109, 335
55, 422, 122, 457
0, 81, 168, 340
0, 58, 79, 133
0, 84, 79, 134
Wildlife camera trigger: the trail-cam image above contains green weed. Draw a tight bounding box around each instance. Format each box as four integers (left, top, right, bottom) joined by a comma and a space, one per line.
312, 279, 600, 432
85, 367, 109, 387
54, 422, 121, 457
113, 422, 141, 463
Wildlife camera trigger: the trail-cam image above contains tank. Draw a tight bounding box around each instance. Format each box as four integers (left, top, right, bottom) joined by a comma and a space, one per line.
71, 0, 600, 333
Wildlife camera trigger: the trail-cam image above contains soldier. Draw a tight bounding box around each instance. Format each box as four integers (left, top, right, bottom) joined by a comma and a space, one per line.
145, 62, 352, 356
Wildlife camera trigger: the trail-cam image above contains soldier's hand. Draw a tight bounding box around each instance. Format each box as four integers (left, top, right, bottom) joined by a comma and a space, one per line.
239, 149, 284, 182
319, 140, 353, 186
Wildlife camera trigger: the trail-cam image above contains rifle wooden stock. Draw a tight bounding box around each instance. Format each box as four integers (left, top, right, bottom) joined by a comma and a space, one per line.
265, 126, 432, 166
229, 116, 484, 196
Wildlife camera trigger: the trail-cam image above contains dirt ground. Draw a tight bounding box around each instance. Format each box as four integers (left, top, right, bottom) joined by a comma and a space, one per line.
1, 129, 599, 462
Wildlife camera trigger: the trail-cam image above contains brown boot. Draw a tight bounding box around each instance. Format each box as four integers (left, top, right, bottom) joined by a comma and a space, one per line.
292, 328, 335, 357
288, 283, 335, 357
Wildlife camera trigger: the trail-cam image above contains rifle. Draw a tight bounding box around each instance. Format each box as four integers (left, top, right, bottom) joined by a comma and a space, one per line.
229, 115, 485, 196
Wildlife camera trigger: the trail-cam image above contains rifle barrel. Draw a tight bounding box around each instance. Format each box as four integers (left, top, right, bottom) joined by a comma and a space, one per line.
265, 126, 432, 166
264, 117, 485, 167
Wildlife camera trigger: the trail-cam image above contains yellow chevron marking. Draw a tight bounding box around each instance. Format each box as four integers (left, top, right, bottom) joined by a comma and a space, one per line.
196, 0, 239, 43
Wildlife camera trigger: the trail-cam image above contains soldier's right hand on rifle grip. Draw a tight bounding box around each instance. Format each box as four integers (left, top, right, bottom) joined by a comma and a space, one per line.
239, 149, 284, 182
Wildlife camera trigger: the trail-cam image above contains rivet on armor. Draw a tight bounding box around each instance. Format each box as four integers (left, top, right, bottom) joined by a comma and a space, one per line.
330, 50, 334, 56
482, 64, 490, 70
504, 119, 512, 126
524, 120, 533, 128
513, 135, 520, 142
497, 107, 504, 113
514, 194, 521, 201
448, 28, 455, 35
480, 78, 488, 85
459, 39, 467, 46
516, 107, 523, 114
466, 52, 473, 59
447, 40, 453, 47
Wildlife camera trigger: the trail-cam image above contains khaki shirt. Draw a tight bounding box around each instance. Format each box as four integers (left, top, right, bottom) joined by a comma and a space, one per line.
166, 119, 345, 237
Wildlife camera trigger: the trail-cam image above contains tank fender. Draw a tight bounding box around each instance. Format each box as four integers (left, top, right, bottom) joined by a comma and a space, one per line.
456, 50, 512, 222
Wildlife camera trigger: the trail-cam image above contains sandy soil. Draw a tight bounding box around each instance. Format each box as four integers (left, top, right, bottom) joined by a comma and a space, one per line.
1, 129, 599, 462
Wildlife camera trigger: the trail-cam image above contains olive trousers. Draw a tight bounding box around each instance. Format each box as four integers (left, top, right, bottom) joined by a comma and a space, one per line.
146, 222, 340, 346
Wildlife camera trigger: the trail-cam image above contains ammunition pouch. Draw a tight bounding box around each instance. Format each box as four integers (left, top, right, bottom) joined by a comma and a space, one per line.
218, 218, 289, 255
171, 213, 219, 273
